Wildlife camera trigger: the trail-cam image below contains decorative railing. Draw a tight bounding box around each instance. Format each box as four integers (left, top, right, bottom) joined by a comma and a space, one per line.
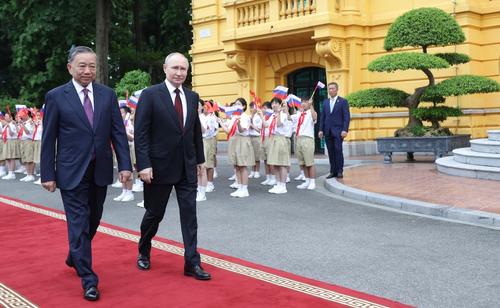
237, 1, 270, 27
279, 0, 316, 19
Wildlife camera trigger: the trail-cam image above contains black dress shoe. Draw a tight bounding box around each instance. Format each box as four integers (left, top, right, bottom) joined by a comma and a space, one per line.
184, 264, 211, 280
337, 174, 343, 179
137, 254, 150, 271
84, 286, 100, 301
326, 173, 337, 179
65, 257, 74, 268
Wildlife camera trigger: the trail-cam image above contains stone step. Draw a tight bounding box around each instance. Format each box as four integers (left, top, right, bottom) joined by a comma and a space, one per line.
488, 130, 500, 141
470, 139, 500, 154
453, 148, 500, 167
436, 156, 500, 181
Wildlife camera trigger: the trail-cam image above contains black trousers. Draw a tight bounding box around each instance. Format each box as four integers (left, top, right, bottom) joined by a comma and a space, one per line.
60, 160, 107, 289
325, 134, 344, 176
138, 176, 200, 267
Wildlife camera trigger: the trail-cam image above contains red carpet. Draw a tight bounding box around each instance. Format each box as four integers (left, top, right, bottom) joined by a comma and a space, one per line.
0, 195, 412, 308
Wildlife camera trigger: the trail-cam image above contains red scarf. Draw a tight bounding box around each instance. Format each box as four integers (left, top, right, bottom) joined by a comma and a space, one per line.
296, 112, 306, 137
227, 119, 239, 140
2, 126, 7, 143
32, 124, 39, 141
17, 125, 24, 139
268, 115, 277, 137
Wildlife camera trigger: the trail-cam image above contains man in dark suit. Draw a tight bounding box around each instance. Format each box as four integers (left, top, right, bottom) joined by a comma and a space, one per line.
41, 46, 132, 301
318, 82, 350, 179
134, 52, 211, 280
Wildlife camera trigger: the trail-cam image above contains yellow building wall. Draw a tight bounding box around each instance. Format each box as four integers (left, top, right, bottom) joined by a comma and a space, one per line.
191, 0, 500, 141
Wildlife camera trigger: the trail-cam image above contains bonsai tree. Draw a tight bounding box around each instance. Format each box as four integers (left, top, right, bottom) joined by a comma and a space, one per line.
115, 69, 151, 99
346, 7, 500, 136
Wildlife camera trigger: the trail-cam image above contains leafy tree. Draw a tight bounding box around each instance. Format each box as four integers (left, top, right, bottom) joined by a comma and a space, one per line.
346, 8, 500, 136
114, 69, 151, 98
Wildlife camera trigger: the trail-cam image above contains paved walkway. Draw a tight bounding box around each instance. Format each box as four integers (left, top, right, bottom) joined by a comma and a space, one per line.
326, 154, 500, 228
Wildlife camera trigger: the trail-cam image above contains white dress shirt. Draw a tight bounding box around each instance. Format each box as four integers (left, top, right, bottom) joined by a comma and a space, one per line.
329, 95, 338, 113
165, 79, 187, 126
72, 79, 94, 111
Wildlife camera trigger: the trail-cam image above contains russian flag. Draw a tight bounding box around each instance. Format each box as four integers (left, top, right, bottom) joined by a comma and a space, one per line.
127, 96, 139, 109
316, 81, 326, 89
0, 111, 4, 119
264, 109, 274, 120
219, 105, 243, 117
15, 104, 28, 112
118, 100, 128, 108
272, 85, 289, 99
286, 94, 302, 108
40, 104, 45, 118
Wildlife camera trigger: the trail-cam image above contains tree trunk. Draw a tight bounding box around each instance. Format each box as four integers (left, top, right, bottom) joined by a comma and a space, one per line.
96, 0, 111, 85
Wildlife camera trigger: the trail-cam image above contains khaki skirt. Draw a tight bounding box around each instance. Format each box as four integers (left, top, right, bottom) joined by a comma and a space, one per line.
33, 140, 41, 164
228, 135, 255, 167
21, 140, 35, 163
203, 137, 217, 168
260, 138, 270, 161
2, 140, 20, 160
267, 135, 290, 166
250, 136, 261, 162
296, 136, 315, 167
0, 141, 3, 160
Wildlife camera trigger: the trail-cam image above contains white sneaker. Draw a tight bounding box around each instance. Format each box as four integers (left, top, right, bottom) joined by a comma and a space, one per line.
34, 178, 41, 185
253, 172, 260, 179
196, 192, 207, 202
206, 183, 215, 192
273, 185, 287, 194
2, 173, 16, 180
0, 170, 6, 177
121, 192, 135, 202
234, 189, 249, 198
268, 185, 279, 194
113, 192, 125, 201
111, 179, 122, 188
230, 189, 241, 197
15, 166, 26, 173
297, 182, 309, 189
260, 179, 270, 185
132, 182, 144, 192
294, 174, 305, 181
136, 201, 144, 208
19, 175, 29, 182
267, 178, 277, 186
134, 178, 142, 185
230, 182, 240, 189
23, 175, 35, 182
286, 176, 290, 183
307, 182, 316, 190
228, 174, 236, 181
248, 171, 255, 178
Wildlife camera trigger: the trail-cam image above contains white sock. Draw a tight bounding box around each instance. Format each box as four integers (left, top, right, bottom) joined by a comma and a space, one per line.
199, 186, 206, 194
271, 175, 276, 181
207, 181, 213, 186
304, 178, 310, 186
300, 171, 304, 176
241, 184, 248, 191
309, 178, 315, 185
9, 171, 14, 175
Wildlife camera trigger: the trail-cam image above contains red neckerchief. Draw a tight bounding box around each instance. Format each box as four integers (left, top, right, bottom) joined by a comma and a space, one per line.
32, 124, 39, 141
17, 124, 24, 139
296, 111, 307, 137
268, 115, 277, 137
227, 118, 239, 140
2, 125, 7, 143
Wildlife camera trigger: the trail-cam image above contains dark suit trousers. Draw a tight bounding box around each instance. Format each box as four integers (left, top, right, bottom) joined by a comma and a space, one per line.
138, 176, 201, 267
60, 160, 106, 289
325, 134, 344, 175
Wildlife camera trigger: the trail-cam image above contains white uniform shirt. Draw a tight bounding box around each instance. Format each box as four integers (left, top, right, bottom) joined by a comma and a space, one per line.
124, 118, 134, 145
266, 112, 290, 137
33, 122, 43, 141
249, 113, 262, 137
199, 113, 218, 138
21, 120, 34, 140
5, 122, 17, 139
293, 110, 315, 138
235, 113, 251, 137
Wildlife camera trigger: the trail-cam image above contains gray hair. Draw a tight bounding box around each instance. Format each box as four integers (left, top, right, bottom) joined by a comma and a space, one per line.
164, 52, 189, 66
68, 46, 95, 63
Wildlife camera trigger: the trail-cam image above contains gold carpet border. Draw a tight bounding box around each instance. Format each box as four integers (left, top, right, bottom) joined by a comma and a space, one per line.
0, 283, 38, 308
0, 196, 391, 308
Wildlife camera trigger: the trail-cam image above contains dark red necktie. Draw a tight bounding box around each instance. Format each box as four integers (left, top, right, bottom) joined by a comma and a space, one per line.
174, 88, 184, 130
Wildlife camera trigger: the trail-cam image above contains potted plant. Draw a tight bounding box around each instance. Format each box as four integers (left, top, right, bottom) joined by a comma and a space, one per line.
346, 7, 500, 162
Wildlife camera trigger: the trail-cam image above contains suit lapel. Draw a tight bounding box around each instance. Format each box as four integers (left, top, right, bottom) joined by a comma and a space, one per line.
158, 83, 183, 133
63, 82, 92, 132
331, 97, 341, 115
92, 83, 102, 133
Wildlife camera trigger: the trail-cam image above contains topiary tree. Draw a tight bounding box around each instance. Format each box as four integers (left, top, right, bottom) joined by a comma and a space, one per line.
346, 7, 500, 137
114, 69, 151, 99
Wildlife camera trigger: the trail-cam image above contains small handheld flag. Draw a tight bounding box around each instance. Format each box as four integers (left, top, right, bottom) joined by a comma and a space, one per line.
219, 105, 243, 117
286, 94, 302, 109
127, 96, 139, 109
15, 104, 28, 113
249, 90, 262, 106
272, 86, 289, 99
310, 81, 326, 100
